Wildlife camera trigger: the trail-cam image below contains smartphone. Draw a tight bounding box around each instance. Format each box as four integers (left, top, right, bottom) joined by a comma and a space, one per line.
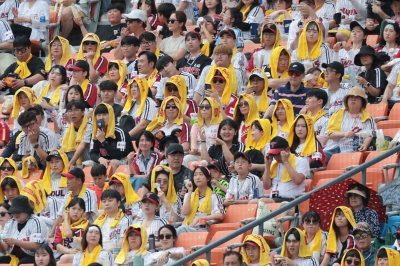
205, 83, 212, 91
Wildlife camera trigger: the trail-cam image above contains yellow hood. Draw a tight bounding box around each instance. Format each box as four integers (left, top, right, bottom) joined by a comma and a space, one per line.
45, 36, 71, 72
245, 119, 271, 152
115, 224, 148, 264
327, 206, 356, 254
287, 114, 316, 157
341, 249, 365, 266
150, 165, 177, 206
109, 173, 140, 205
242, 234, 272, 265
12, 87, 37, 118
271, 99, 294, 137
375, 247, 400, 266
164, 75, 187, 112
260, 23, 281, 49
0, 158, 17, 178
282, 228, 312, 259
196, 97, 223, 127
297, 21, 323, 61
43, 149, 69, 194
0, 176, 22, 203
123, 77, 149, 116
107, 60, 127, 89
233, 94, 259, 127
21, 180, 47, 214
92, 103, 116, 140
146, 96, 184, 132
247, 68, 269, 112
78, 33, 101, 63
269, 46, 291, 79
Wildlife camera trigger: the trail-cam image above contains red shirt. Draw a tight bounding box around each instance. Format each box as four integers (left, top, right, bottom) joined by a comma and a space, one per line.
83, 81, 98, 108
85, 55, 108, 76
52, 223, 86, 249
91, 185, 104, 207
185, 99, 198, 117
0, 120, 10, 145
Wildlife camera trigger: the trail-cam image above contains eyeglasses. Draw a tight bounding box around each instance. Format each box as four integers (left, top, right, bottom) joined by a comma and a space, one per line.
288, 71, 301, 77
212, 78, 225, 84
168, 19, 178, 24
14, 47, 28, 54
140, 41, 153, 46
0, 212, 8, 217
198, 105, 211, 110
156, 179, 169, 185
165, 104, 178, 109
0, 166, 13, 171
83, 41, 97, 46
214, 53, 229, 58
67, 109, 81, 114
354, 233, 370, 240
325, 69, 337, 74
159, 234, 173, 240
304, 219, 319, 225
22, 122, 36, 130
345, 259, 361, 266
167, 86, 179, 92
238, 101, 249, 108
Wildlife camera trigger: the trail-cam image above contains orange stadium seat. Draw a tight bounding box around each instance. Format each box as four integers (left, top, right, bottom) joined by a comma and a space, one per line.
383, 128, 400, 139
377, 103, 400, 129
186, 25, 196, 32
326, 37, 336, 49
83, 166, 94, 187
17, 170, 43, 184
115, 164, 130, 174
366, 103, 388, 119
304, 179, 312, 192
243, 44, 261, 53
174, 232, 209, 266
209, 230, 246, 266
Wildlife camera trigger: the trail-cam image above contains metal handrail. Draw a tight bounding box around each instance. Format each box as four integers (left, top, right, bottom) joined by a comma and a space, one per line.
172, 145, 400, 265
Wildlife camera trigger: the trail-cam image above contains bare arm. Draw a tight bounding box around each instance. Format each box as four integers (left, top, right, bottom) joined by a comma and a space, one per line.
87, 59, 101, 82
129, 119, 149, 136
268, 78, 289, 88
50, 216, 64, 236
283, 160, 305, 185
69, 142, 88, 167
200, 142, 211, 161
381, 82, 395, 104
262, 158, 272, 190
263, 105, 275, 118
176, 0, 188, 11
166, 48, 188, 61
181, 192, 192, 216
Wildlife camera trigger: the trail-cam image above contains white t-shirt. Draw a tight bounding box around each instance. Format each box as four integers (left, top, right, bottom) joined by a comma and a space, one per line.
18, 127, 59, 157
129, 98, 158, 123
135, 216, 168, 239
147, 247, 186, 266
333, 48, 363, 79
100, 215, 130, 250
387, 63, 400, 101
72, 249, 114, 266
0, 0, 18, 20
49, 175, 70, 207
226, 173, 265, 200
242, 6, 264, 40
191, 124, 219, 152
159, 36, 188, 56
291, 43, 332, 70
322, 84, 352, 116
251, 49, 272, 70
125, 250, 152, 265
18, 0, 50, 41
334, 0, 366, 30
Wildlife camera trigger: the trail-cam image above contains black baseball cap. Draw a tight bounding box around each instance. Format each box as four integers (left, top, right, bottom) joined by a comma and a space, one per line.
288, 63, 305, 74
27, 104, 44, 115
141, 192, 159, 204
69, 60, 89, 72
268, 136, 289, 155
219, 29, 236, 39
350, 21, 366, 35
166, 143, 184, 155
46, 150, 63, 161
208, 161, 222, 172
321, 61, 345, 77
262, 23, 277, 34
234, 152, 251, 163
62, 168, 85, 182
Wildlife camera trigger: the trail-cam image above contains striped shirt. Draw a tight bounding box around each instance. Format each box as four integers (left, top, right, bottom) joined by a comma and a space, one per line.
49, 177, 69, 210
132, 151, 163, 175
291, 43, 332, 70
313, 113, 329, 138
137, 199, 183, 221
124, 201, 141, 220
82, 81, 98, 108
271, 83, 310, 115
242, 6, 264, 40
308, 231, 328, 260
232, 51, 248, 73
126, 59, 138, 81
386, 62, 400, 101
135, 216, 168, 239
315, 0, 336, 21
40, 196, 59, 230
246, 48, 273, 73
288, 18, 330, 49
155, 71, 198, 100
0, 19, 14, 44
129, 97, 158, 125
158, 122, 190, 145
333, 48, 363, 78
226, 173, 264, 200
293, 257, 319, 266
56, 109, 70, 137
322, 84, 352, 116
100, 215, 130, 250
57, 188, 98, 219
0, 0, 19, 20
335, 0, 366, 30
73, 249, 114, 266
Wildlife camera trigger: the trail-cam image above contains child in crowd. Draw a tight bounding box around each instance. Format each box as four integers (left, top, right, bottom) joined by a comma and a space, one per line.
208, 161, 229, 199
90, 164, 108, 208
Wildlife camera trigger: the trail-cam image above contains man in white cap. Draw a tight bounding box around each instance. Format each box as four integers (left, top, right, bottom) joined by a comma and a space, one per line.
122, 9, 147, 38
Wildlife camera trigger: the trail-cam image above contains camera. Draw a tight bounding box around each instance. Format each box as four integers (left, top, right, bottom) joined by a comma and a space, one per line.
97, 119, 105, 130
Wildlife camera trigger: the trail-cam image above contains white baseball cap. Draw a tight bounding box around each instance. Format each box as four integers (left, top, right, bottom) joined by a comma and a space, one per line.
122, 9, 147, 23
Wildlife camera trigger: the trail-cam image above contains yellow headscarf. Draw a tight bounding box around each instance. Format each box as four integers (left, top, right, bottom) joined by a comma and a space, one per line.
123, 77, 149, 115
78, 33, 101, 64
183, 186, 213, 225
269, 46, 291, 79
12, 87, 37, 118
45, 36, 72, 72
340, 249, 365, 266
109, 173, 141, 205
61, 115, 89, 165
0, 176, 22, 203
115, 224, 148, 264
191, 259, 210, 266
42, 150, 69, 194
205, 63, 238, 95
0, 158, 17, 178
15, 53, 33, 79
260, 23, 281, 49
375, 247, 400, 266
326, 206, 356, 254
281, 228, 312, 258
150, 165, 177, 206
242, 234, 271, 265
21, 156, 38, 178
196, 97, 223, 127
107, 60, 127, 89
233, 94, 259, 127
271, 99, 294, 137
247, 68, 269, 112
326, 107, 372, 136
81, 243, 102, 266
164, 75, 187, 111
146, 96, 184, 132
297, 21, 323, 61
35, 83, 61, 108
92, 103, 116, 140
245, 119, 271, 152
20, 180, 47, 214
287, 114, 316, 157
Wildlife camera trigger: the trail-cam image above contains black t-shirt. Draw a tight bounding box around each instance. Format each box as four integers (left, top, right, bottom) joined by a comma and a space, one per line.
358, 67, 387, 103
208, 143, 245, 177
176, 53, 212, 79
143, 165, 192, 192
112, 103, 123, 122
367, 2, 394, 23
96, 23, 127, 53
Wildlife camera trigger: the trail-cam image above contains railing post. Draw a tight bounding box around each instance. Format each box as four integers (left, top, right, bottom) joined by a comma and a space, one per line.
362, 169, 366, 185
258, 220, 264, 236
206, 251, 210, 262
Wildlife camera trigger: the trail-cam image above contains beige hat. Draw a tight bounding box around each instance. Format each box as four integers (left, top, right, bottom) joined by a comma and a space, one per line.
344, 187, 367, 198
344, 86, 367, 109
83, 36, 97, 42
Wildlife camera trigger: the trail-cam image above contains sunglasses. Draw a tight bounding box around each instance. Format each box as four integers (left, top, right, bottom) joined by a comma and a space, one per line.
168, 19, 178, 24
304, 219, 319, 225
345, 259, 361, 266
354, 233, 370, 240
14, 47, 28, 54
83, 41, 97, 45
288, 71, 301, 77
238, 101, 249, 108
0, 212, 7, 217
167, 86, 179, 92
165, 104, 178, 109
159, 234, 173, 240
0, 166, 13, 171
198, 105, 211, 110
212, 78, 225, 84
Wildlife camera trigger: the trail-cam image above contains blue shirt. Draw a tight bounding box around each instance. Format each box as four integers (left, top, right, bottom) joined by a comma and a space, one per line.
270, 82, 310, 115
353, 207, 381, 237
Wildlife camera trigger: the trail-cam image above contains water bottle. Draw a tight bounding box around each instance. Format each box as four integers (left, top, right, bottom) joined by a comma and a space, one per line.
353, 135, 359, 151
193, 5, 199, 19
39, 16, 47, 35
253, 188, 259, 199
148, 234, 156, 252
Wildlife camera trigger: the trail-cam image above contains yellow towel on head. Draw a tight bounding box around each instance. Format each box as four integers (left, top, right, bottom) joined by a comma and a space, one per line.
110, 173, 140, 205
270, 153, 296, 182
326, 206, 356, 254
81, 244, 102, 265
326, 108, 371, 136
78, 33, 101, 64
260, 23, 281, 49
205, 64, 238, 96
45, 36, 71, 72
305, 228, 323, 254
12, 87, 37, 118
374, 247, 400, 266
340, 249, 365, 266
287, 114, 316, 157
245, 119, 271, 152
282, 228, 312, 258
269, 46, 291, 79
242, 234, 271, 265
21, 180, 47, 214
191, 259, 210, 266
35, 84, 61, 107
42, 150, 69, 194
196, 97, 222, 127
271, 99, 294, 137
94, 209, 125, 227
15, 53, 33, 79
124, 77, 149, 115
92, 103, 116, 140
115, 224, 148, 264
297, 21, 323, 61
0, 176, 22, 203
107, 60, 127, 90
183, 187, 213, 225
61, 217, 89, 239
247, 68, 269, 112
61, 116, 89, 165
164, 75, 187, 111
150, 165, 177, 205
146, 96, 184, 132
21, 156, 38, 178
233, 94, 259, 127
0, 158, 17, 179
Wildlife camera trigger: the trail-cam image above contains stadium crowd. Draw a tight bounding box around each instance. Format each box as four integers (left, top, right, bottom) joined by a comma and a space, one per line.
0, 0, 400, 264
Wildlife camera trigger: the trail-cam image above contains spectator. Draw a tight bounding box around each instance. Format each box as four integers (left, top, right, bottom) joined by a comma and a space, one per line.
44, 37, 75, 82
245, 119, 272, 156
176, 32, 213, 79
0, 176, 22, 204
321, 206, 356, 266
0, 36, 45, 94
121, 36, 140, 82
266, 46, 291, 90
193, 44, 246, 104
375, 21, 400, 60
279, 227, 319, 265
201, 118, 245, 178
375, 247, 400, 266
302, 210, 328, 263
348, 222, 376, 266
122, 9, 147, 38
0, 0, 17, 21
106, 60, 128, 105
177, 166, 225, 234
147, 225, 185, 265
157, 3, 176, 39
262, 136, 309, 203
304, 67, 322, 88
323, 86, 376, 164
156, 55, 198, 101
337, 249, 365, 266
354, 45, 387, 103
219, 29, 248, 72
223, 251, 243, 266
287, 114, 326, 168
99, 80, 123, 122
90, 103, 134, 172
0, 158, 16, 179
72, 225, 114, 266
264, 63, 309, 118
52, 198, 88, 263
34, 244, 57, 266
223, 152, 264, 207
215, 8, 245, 49
365, 1, 394, 35
108, 173, 141, 220
270, 99, 294, 139
134, 0, 162, 31
137, 51, 159, 90
0, 195, 48, 265
0, 121, 10, 150
344, 184, 380, 236
191, 259, 210, 266
59, 0, 89, 37
200, 0, 222, 18
264, 0, 292, 35
90, 164, 108, 207
305, 89, 329, 147
235, 0, 264, 41
69, 60, 99, 108
61, 100, 92, 167
245, 69, 270, 117
159, 11, 188, 61
241, 234, 271, 266
233, 94, 260, 143
146, 96, 190, 152
208, 161, 229, 199
139, 32, 167, 59
114, 224, 152, 265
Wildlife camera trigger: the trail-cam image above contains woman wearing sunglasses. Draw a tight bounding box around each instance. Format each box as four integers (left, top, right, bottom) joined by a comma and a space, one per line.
0, 158, 17, 180
159, 11, 188, 61
302, 211, 328, 263
233, 94, 259, 144
339, 249, 365, 266
271, 99, 294, 139
146, 96, 190, 152
147, 225, 185, 265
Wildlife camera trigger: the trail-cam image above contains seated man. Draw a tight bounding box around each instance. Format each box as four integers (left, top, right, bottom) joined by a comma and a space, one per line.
69, 60, 98, 108
99, 80, 123, 123
223, 251, 243, 266
137, 51, 160, 93
121, 36, 140, 81
262, 136, 309, 202
305, 89, 329, 147
219, 29, 248, 73
0, 36, 45, 94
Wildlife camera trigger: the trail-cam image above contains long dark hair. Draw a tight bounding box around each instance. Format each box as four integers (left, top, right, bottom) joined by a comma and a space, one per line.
290, 116, 308, 154
201, 0, 222, 16
192, 166, 213, 190
217, 118, 239, 144
81, 225, 103, 250
227, 8, 243, 29
171, 11, 187, 31
236, 0, 260, 20
137, 0, 157, 15
332, 208, 353, 237
49, 65, 67, 84
67, 197, 86, 212
379, 22, 400, 46
34, 244, 57, 266
65, 85, 84, 107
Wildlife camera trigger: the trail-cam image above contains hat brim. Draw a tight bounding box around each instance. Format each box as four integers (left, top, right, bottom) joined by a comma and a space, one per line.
219, 31, 236, 39
343, 94, 367, 109
354, 52, 378, 67
167, 149, 184, 155
244, 241, 259, 247
288, 68, 304, 74
213, 75, 225, 80
46, 154, 62, 162
262, 28, 276, 34
141, 197, 159, 204
249, 73, 264, 79
61, 172, 79, 179
268, 148, 284, 155
344, 189, 367, 198
208, 164, 221, 172
127, 227, 141, 236
83, 37, 97, 42
109, 179, 122, 184
69, 65, 85, 71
